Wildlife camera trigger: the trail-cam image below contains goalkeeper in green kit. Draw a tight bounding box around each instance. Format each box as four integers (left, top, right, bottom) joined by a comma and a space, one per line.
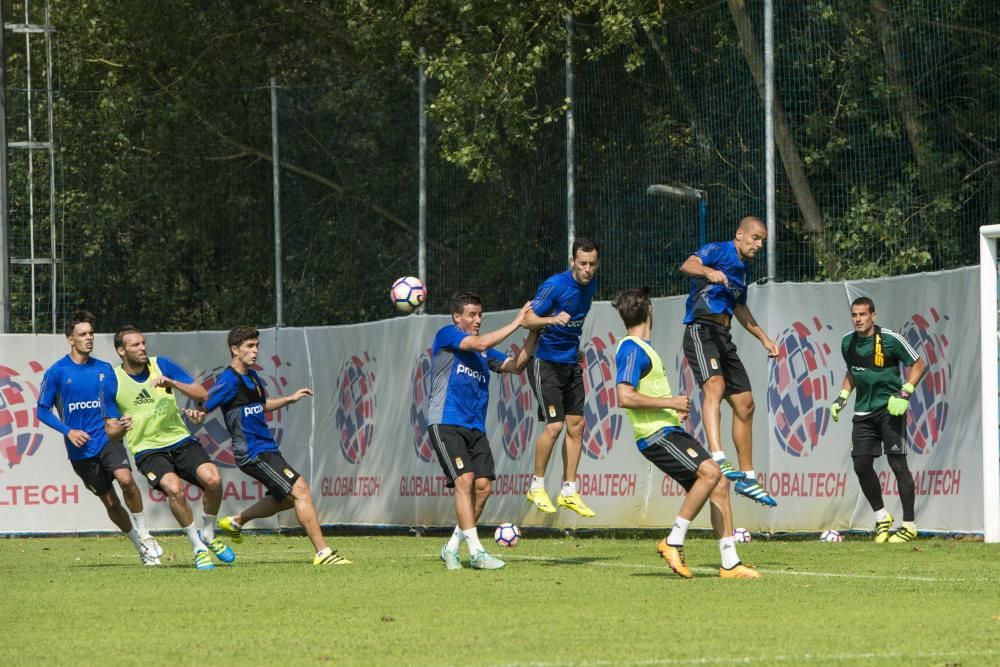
830, 297, 926, 543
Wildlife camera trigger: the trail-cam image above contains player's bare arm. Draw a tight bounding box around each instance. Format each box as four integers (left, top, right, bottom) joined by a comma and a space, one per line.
151, 374, 209, 403
67, 428, 91, 447
616, 384, 691, 416
733, 303, 778, 357
500, 329, 540, 374
904, 357, 927, 389
680, 255, 729, 286
103, 415, 133, 441
522, 307, 571, 330
265, 387, 313, 413
459, 303, 531, 352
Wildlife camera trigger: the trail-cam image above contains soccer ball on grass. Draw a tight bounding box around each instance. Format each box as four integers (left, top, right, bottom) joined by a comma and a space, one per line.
820, 530, 844, 542
733, 527, 752, 543
494, 523, 521, 547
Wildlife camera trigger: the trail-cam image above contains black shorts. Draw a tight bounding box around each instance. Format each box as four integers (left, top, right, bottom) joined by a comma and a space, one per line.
428, 424, 496, 488
238, 450, 301, 501
71, 439, 132, 496
526, 357, 585, 423
641, 430, 712, 491
851, 410, 907, 457
682, 319, 752, 396
137, 439, 212, 491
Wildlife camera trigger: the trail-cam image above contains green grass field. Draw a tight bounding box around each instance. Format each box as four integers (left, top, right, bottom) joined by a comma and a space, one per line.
2, 532, 999, 666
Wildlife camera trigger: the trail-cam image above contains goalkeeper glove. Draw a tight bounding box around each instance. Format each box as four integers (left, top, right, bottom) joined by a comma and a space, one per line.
830, 390, 850, 422
887, 382, 915, 416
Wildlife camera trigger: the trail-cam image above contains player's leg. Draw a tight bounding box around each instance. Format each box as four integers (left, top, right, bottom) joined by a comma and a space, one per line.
154, 467, 215, 569
102, 440, 160, 556
645, 433, 715, 578
178, 446, 234, 564
525, 359, 562, 513
727, 389, 776, 508
74, 456, 156, 565
883, 413, 917, 542
430, 425, 474, 569
708, 476, 761, 578
684, 323, 742, 480
851, 416, 894, 542
556, 365, 595, 517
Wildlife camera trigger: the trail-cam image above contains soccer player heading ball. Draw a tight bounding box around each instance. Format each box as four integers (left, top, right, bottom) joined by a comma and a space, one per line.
680, 216, 779, 507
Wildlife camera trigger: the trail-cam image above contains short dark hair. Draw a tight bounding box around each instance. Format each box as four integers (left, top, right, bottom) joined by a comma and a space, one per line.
113, 325, 142, 350
851, 296, 875, 314
738, 215, 765, 232
64, 310, 95, 337
613, 287, 652, 329
572, 237, 599, 258
450, 292, 482, 316
227, 325, 260, 353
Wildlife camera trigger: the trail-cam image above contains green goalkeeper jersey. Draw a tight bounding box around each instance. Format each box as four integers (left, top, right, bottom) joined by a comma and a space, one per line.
841, 327, 919, 415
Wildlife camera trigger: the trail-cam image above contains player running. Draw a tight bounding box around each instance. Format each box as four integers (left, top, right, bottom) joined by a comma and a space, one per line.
522, 237, 600, 518
614, 288, 759, 578
104, 326, 236, 570
36, 310, 162, 565
831, 296, 926, 543
680, 216, 779, 507
202, 326, 351, 566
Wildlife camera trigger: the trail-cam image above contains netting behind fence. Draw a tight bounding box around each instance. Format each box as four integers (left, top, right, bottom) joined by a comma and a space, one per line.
2, 0, 995, 331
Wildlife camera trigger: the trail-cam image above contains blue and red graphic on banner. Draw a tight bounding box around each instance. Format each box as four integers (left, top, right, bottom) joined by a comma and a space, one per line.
0, 362, 45, 471
581, 334, 622, 460
901, 309, 950, 454
336, 352, 377, 464
410, 348, 435, 463
497, 341, 534, 462
768, 318, 836, 458
674, 354, 706, 443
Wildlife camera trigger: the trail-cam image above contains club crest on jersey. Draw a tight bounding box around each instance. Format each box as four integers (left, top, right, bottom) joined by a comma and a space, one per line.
455, 457, 464, 469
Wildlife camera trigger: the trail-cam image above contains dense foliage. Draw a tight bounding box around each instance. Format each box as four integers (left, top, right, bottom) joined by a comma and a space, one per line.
3, 0, 996, 331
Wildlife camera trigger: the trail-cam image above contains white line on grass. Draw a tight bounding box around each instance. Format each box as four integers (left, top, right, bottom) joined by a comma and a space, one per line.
483, 648, 1000, 667
489, 554, 968, 583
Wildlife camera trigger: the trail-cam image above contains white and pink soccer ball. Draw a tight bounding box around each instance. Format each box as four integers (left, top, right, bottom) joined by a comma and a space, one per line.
820, 530, 844, 542
733, 527, 752, 543
391, 276, 426, 313
494, 523, 521, 547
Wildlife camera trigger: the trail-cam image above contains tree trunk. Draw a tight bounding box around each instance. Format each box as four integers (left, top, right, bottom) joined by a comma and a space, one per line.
871, 0, 933, 178
726, 0, 824, 236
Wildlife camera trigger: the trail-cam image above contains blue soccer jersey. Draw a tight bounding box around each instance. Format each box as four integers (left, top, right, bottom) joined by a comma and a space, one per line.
204, 366, 277, 464
427, 324, 508, 431
531, 270, 598, 364
36, 355, 121, 460
683, 241, 749, 324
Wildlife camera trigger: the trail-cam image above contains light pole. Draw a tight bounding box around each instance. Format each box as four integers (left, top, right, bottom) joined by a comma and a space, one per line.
647, 184, 707, 248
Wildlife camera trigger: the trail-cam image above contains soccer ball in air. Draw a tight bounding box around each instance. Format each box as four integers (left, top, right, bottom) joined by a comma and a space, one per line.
820, 530, 844, 542
733, 527, 752, 544
494, 523, 521, 547
391, 276, 426, 313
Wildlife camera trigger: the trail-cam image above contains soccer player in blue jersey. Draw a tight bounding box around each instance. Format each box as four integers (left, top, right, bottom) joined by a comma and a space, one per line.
104, 326, 236, 571
431, 293, 537, 570
680, 216, 779, 507
522, 237, 600, 518
614, 288, 759, 578
203, 326, 351, 566
36, 310, 162, 565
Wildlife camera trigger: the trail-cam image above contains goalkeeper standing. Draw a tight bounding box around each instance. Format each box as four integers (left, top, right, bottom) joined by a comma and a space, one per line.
830, 296, 926, 543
